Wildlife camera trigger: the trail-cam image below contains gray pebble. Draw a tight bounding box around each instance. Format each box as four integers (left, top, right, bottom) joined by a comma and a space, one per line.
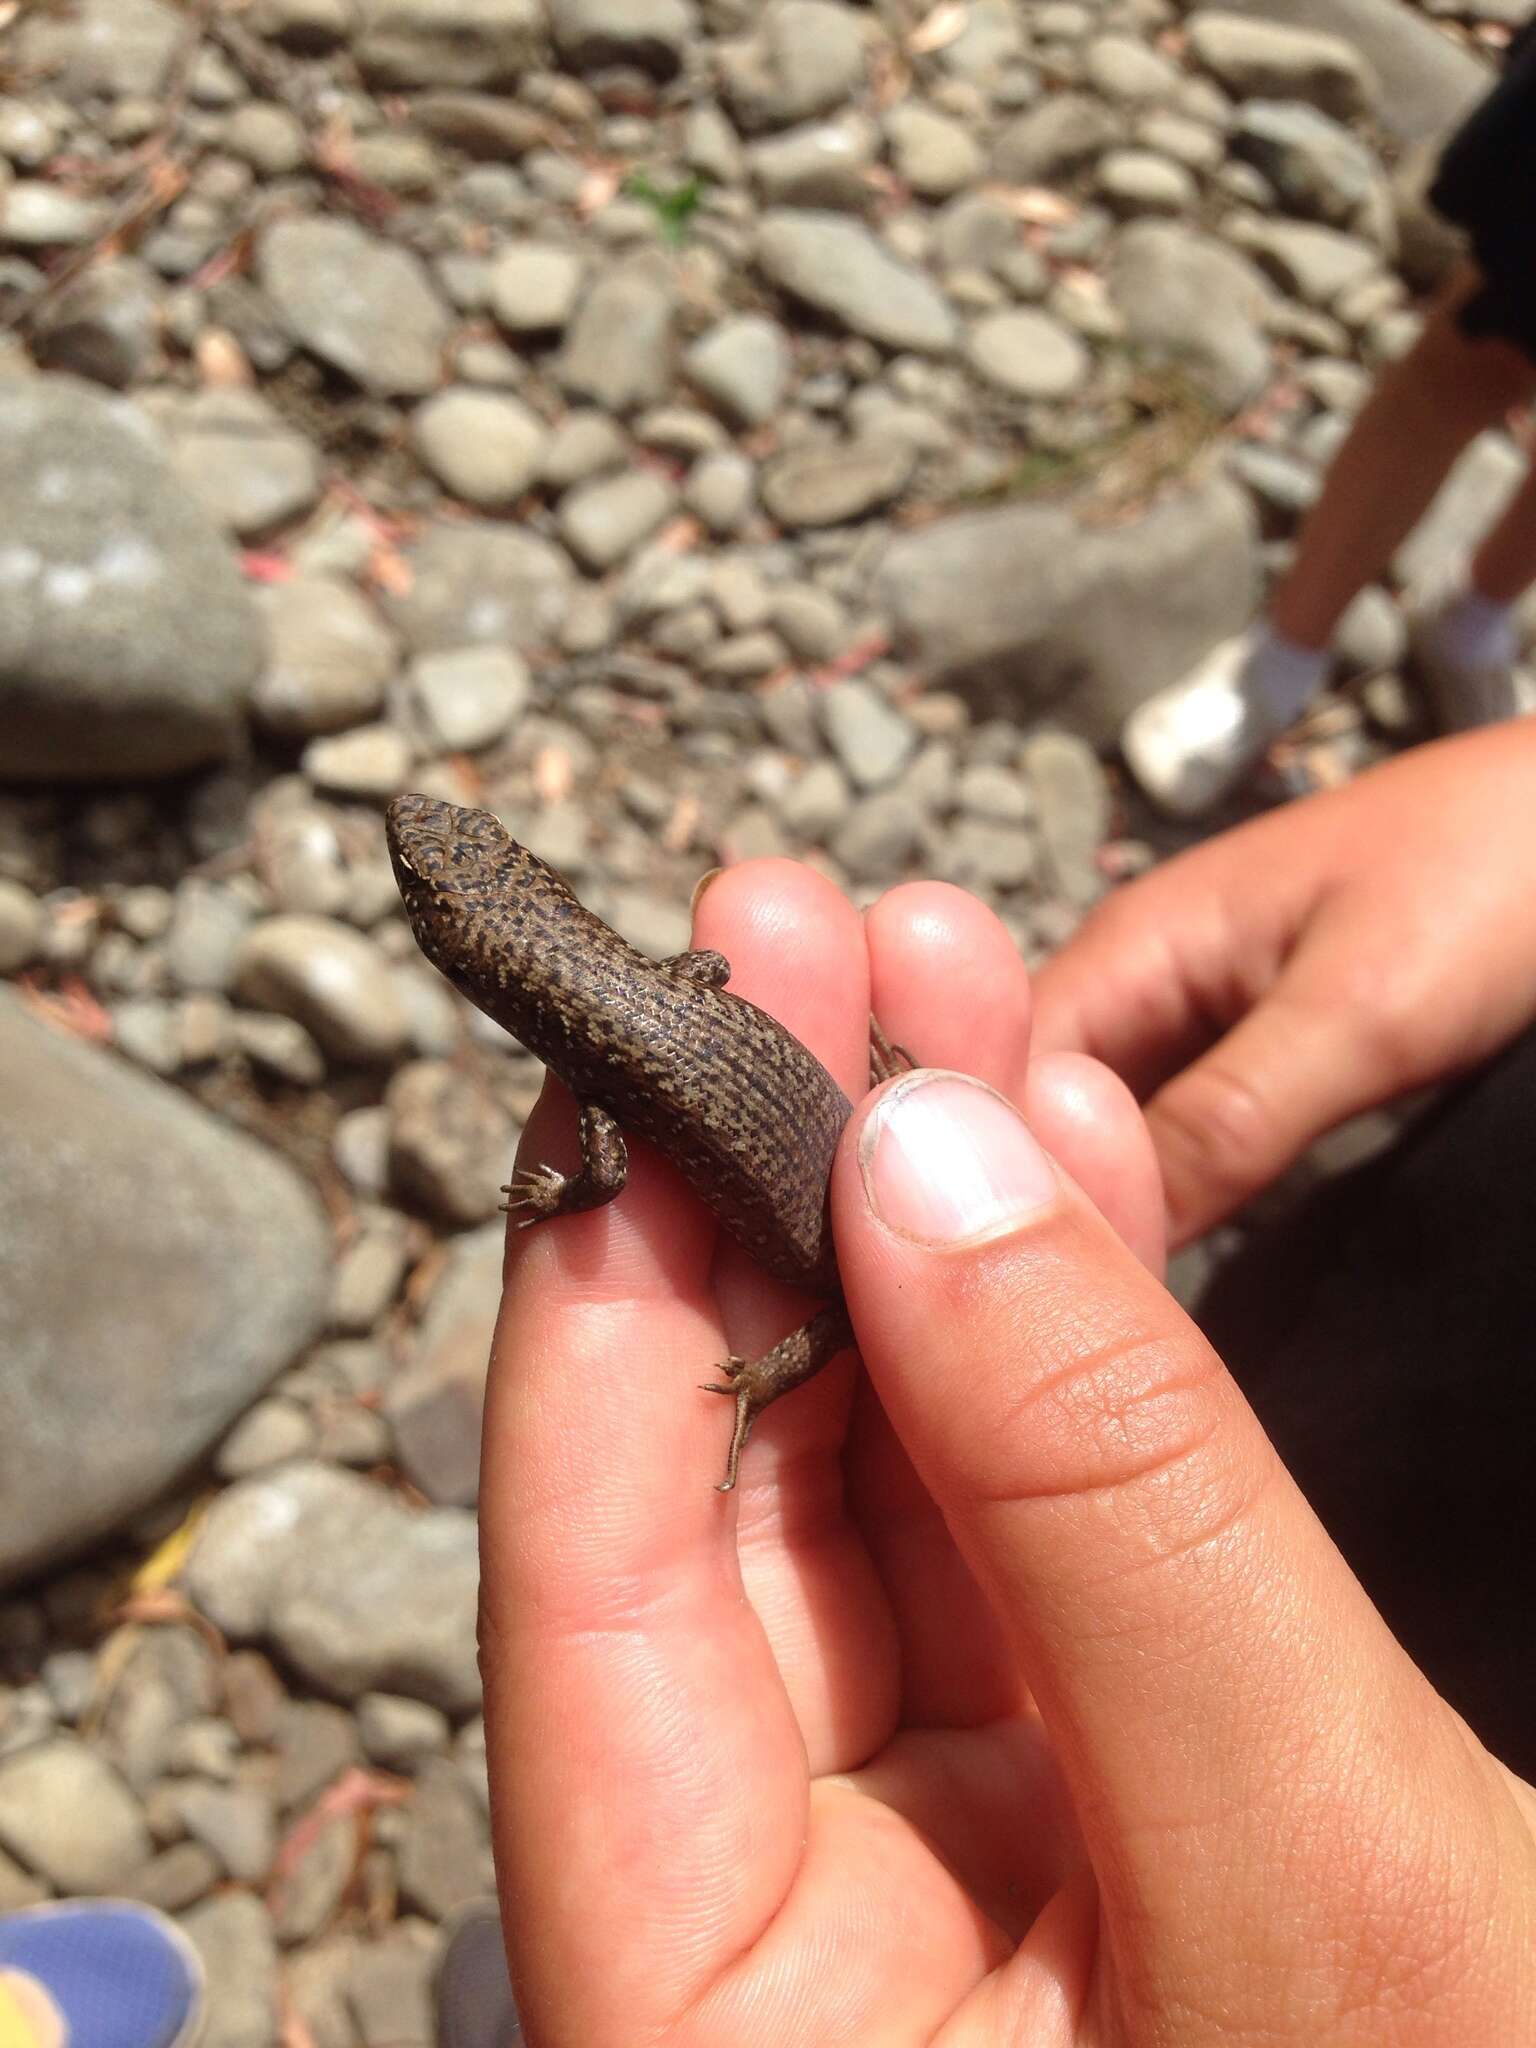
357, 1693, 451, 1773
1097, 147, 1199, 215
885, 100, 984, 200
687, 313, 792, 428
557, 257, 676, 414
777, 758, 852, 838
32, 256, 162, 389
608, 887, 692, 959
170, 1780, 276, 1884
123, 1840, 222, 1914
559, 469, 677, 570
387, 1059, 517, 1226
348, 1925, 441, 2047
685, 450, 757, 534
259, 215, 450, 398
956, 761, 1032, 823
412, 387, 548, 507
719, 0, 868, 132
0, 880, 42, 973
396, 1756, 494, 1922
761, 436, 914, 528
407, 645, 531, 753
166, 881, 257, 995
272, 1811, 355, 1946
685, 101, 746, 184
748, 114, 880, 211
1135, 109, 1225, 172
493, 239, 589, 331
0, 1738, 149, 1891
966, 308, 1091, 400
1020, 729, 1109, 907
1335, 585, 1406, 678
332, 1104, 392, 1201
936, 816, 1038, 891
181, 1893, 278, 2048
193, 1462, 482, 1713
769, 583, 846, 662
832, 789, 924, 879
216, 1397, 317, 1479
163, 1718, 241, 1780
302, 724, 415, 801
232, 1010, 327, 1086
820, 678, 917, 789
701, 629, 786, 679
634, 405, 727, 459
255, 575, 399, 739
220, 101, 308, 177
276, 1700, 361, 1813
540, 407, 629, 491
756, 208, 958, 356
235, 917, 409, 1064
1, 181, 106, 247
111, 997, 183, 1075
329, 1211, 410, 1333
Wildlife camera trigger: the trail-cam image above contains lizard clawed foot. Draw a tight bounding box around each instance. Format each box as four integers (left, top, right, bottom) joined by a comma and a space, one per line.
699, 1358, 761, 1492
499, 1162, 569, 1223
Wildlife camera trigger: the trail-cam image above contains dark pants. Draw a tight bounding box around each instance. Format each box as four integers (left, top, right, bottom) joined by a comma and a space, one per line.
1200, 1029, 1536, 1778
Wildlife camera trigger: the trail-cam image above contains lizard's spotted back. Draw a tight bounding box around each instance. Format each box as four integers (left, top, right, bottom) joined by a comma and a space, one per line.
385, 793, 852, 1293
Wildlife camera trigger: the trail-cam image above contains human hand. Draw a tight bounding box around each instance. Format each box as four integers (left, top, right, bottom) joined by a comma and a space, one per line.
1033, 720, 1536, 1247
475, 862, 1536, 2045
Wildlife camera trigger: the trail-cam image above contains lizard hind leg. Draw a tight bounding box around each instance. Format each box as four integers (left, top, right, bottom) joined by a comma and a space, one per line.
701, 1302, 855, 1492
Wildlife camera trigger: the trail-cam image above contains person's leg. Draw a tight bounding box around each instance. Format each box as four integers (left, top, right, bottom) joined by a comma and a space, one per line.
1467, 446, 1536, 604
1269, 265, 1536, 651
1124, 265, 1536, 816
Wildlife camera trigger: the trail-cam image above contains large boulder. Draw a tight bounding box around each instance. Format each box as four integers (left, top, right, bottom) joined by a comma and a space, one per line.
875, 472, 1259, 744
0, 377, 264, 779
1173, 0, 1488, 143
0, 990, 330, 1589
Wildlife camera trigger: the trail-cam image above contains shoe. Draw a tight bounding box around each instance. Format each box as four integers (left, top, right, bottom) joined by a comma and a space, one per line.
0, 1901, 203, 2048
434, 1901, 523, 2048
1120, 629, 1288, 819
1404, 591, 1536, 730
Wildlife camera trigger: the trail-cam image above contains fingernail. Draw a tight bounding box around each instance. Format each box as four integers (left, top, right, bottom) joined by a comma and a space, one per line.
690, 866, 724, 917
860, 1069, 1058, 1246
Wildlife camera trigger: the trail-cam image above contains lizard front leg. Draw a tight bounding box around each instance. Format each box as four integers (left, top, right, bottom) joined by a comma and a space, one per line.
702, 1302, 855, 1492
502, 1099, 628, 1225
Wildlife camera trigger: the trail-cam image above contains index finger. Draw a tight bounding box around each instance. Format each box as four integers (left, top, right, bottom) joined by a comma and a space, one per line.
477, 859, 872, 2044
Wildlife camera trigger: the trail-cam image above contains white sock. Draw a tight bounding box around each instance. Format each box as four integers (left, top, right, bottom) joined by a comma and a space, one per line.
1424, 587, 1518, 674
1243, 626, 1329, 726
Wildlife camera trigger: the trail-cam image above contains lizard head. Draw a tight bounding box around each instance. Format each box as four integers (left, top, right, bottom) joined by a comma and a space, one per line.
385, 792, 555, 996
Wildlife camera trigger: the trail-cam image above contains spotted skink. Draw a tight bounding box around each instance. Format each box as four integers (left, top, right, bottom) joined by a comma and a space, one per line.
386, 793, 900, 1491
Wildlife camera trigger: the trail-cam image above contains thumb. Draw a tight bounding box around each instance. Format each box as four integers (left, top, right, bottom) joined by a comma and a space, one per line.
833, 1068, 1489, 2019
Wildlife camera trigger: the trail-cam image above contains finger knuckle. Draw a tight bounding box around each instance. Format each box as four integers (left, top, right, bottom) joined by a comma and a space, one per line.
987, 1304, 1257, 1565
1158, 1058, 1281, 1195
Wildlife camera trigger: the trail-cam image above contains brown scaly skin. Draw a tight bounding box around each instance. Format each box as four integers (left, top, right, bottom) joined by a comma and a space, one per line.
385, 792, 883, 1490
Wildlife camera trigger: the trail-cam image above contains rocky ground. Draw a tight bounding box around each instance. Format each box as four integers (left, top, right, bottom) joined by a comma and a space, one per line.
0, 0, 1526, 2039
